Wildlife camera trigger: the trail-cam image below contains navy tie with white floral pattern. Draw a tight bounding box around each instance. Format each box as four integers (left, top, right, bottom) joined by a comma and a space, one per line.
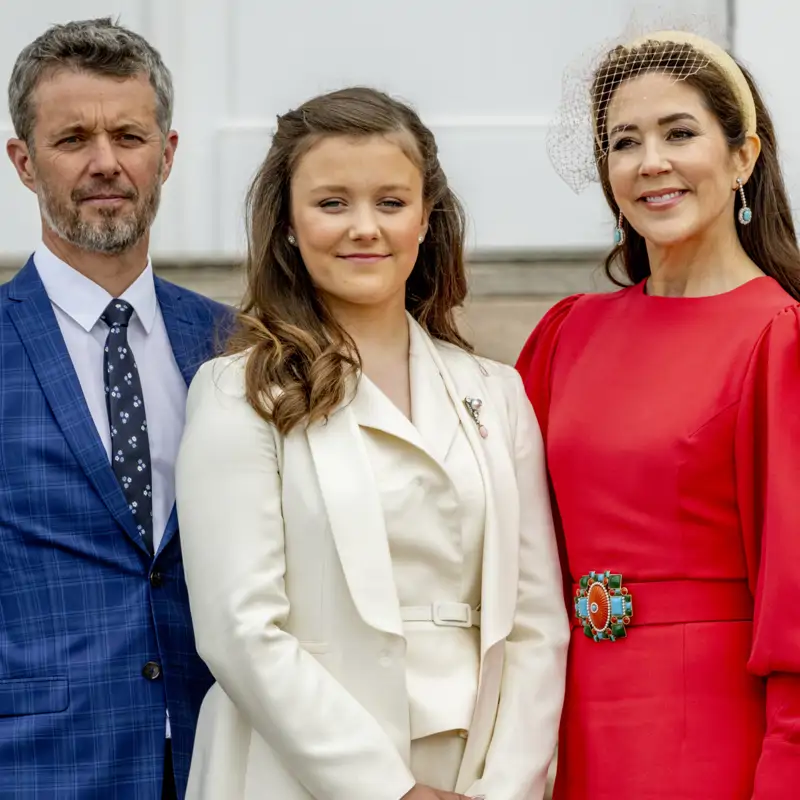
101, 299, 153, 553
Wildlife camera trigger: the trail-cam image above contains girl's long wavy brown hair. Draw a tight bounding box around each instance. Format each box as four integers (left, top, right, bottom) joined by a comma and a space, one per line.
226, 87, 470, 434
593, 41, 800, 300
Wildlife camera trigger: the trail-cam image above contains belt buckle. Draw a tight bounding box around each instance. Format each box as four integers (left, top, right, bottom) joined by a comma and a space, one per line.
575, 571, 633, 641
432, 602, 472, 628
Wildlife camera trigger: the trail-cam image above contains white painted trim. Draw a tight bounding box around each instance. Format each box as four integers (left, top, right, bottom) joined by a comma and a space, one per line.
216, 115, 554, 133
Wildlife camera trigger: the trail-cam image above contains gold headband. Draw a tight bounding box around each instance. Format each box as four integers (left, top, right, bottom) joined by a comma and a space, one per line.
626, 31, 758, 137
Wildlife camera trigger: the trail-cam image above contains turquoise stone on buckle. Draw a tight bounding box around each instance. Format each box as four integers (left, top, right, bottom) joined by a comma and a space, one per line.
575, 571, 633, 641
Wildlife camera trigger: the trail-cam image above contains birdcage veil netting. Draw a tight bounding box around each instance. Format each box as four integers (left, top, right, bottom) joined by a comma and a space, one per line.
547, 10, 730, 194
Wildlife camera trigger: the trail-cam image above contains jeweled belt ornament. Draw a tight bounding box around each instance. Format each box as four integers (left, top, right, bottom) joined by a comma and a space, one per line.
575, 571, 633, 641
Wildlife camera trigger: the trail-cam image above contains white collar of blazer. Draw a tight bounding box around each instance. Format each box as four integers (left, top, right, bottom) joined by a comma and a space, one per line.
304, 314, 519, 661
349, 315, 459, 467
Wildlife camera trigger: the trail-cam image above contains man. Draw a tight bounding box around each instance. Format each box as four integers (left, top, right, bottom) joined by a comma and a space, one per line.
1, 18, 229, 799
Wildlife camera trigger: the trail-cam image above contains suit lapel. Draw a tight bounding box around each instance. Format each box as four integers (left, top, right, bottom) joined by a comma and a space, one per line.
155, 278, 203, 387
305, 393, 403, 638
416, 327, 519, 658
7, 260, 147, 553
153, 278, 211, 554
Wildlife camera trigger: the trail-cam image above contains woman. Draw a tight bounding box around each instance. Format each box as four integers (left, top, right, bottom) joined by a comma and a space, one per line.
176, 87, 569, 800
517, 30, 800, 800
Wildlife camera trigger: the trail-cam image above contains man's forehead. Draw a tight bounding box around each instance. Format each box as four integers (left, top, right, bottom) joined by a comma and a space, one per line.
32, 69, 157, 127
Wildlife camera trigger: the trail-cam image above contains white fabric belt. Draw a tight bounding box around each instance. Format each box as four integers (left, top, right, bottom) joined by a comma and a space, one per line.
400, 602, 481, 628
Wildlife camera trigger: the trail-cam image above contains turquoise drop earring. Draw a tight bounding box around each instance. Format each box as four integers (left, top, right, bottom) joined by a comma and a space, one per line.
737, 178, 752, 225
614, 210, 626, 246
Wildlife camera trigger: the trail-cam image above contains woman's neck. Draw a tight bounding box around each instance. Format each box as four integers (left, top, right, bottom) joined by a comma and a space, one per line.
327, 295, 411, 374
645, 222, 763, 297
328, 294, 412, 417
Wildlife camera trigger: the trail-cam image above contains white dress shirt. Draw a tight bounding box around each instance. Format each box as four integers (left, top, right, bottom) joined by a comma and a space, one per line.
34, 242, 187, 553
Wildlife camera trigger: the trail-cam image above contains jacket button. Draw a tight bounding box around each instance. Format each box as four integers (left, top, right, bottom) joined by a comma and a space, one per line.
142, 661, 162, 681
149, 571, 164, 588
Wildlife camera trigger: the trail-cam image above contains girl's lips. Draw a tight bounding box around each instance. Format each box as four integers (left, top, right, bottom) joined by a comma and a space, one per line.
338, 254, 389, 263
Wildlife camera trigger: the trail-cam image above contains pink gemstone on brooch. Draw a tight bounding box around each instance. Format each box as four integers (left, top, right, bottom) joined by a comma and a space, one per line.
463, 397, 488, 439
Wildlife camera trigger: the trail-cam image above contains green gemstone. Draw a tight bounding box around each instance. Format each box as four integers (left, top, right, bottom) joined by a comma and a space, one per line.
611, 622, 627, 638
579, 576, 590, 589
608, 574, 623, 589
583, 625, 594, 639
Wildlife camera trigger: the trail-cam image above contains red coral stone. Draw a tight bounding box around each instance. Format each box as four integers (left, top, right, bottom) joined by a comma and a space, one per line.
587, 582, 610, 631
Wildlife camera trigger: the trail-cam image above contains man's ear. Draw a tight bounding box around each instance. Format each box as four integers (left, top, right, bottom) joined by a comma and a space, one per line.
160, 130, 179, 184
7, 137, 37, 193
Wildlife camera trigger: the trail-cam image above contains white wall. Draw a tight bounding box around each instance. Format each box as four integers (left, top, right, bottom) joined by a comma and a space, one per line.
0, 0, 728, 263
734, 1, 800, 229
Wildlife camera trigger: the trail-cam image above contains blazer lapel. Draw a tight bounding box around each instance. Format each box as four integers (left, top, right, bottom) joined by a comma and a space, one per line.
417, 329, 519, 658
7, 260, 147, 553
305, 395, 403, 638
349, 373, 423, 448
408, 316, 460, 465
349, 316, 459, 469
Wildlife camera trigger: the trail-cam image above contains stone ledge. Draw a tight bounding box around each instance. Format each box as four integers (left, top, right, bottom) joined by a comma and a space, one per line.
0, 259, 614, 364
2, 257, 614, 300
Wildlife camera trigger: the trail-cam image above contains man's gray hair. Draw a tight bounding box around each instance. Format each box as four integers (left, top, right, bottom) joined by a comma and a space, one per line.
8, 17, 174, 144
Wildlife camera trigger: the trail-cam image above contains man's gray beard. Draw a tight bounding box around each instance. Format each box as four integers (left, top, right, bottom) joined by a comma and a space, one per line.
38, 175, 162, 256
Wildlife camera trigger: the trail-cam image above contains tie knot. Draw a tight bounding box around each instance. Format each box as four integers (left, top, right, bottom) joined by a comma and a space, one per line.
101, 299, 134, 330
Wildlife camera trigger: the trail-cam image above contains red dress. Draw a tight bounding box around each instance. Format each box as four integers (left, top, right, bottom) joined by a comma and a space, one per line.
516, 278, 800, 799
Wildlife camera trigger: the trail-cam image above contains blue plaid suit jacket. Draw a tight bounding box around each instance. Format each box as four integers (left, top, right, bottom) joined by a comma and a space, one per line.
0, 258, 231, 799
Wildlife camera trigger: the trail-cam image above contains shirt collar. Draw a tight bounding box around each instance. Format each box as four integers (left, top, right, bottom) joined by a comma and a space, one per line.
33, 241, 157, 334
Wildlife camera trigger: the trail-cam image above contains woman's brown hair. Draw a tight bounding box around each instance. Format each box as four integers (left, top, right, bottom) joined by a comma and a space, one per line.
592, 41, 800, 300
227, 87, 470, 434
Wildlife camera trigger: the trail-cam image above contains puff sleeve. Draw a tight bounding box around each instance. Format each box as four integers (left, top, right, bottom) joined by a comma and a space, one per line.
515, 295, 584, 440
735, 305, 800, 798
515, 295, 584, 605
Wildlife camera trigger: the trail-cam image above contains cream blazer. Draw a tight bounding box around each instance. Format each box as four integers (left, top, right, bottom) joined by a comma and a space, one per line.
175, 318, 569, 800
